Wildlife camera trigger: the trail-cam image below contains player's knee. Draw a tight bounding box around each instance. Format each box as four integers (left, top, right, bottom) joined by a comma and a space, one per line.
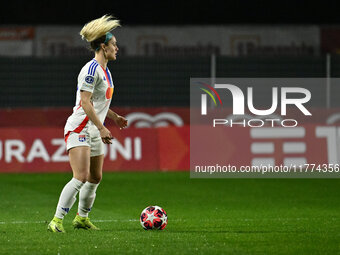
79, 177, 88, 183
90, 173, 102, 184
74, 171, 89, 183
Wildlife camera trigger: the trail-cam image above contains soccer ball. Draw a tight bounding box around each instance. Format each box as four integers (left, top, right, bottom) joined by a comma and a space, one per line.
140, 205, 168, 230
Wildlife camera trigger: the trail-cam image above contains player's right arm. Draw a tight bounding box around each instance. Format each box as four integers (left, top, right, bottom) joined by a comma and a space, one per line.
80, 90, 113, 144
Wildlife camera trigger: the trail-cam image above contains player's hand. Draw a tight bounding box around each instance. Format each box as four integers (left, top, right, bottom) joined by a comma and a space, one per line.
99, 126, 113, 144
114, 115, 128, 130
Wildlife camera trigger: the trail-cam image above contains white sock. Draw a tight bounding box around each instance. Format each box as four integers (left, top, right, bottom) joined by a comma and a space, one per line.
55, 178, 84, 219
78, 182, 99, 217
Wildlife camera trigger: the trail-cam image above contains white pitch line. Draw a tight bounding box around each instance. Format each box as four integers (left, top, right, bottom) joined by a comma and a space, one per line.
0, 218, 337, 225
0, 219, 138, 225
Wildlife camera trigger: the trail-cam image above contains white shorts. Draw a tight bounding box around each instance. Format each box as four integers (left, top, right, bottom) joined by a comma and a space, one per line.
65, 130, 104, 157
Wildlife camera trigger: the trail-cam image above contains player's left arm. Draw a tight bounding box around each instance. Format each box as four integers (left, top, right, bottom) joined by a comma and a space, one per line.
107, 109, 128, 129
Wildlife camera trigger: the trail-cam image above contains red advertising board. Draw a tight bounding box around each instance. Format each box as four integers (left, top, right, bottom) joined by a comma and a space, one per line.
0, 124, 339, 173
1, 107, 340, 173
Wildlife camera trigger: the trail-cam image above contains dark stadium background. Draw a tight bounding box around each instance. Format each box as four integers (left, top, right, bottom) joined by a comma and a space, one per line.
1, 0, 340, 25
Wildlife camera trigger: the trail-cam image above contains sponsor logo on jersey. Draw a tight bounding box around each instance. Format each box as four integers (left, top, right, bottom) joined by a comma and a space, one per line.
79, 135, 86, 142
106, 87, 114, 99
85, 75, 94, 84
103, 76, 106, 81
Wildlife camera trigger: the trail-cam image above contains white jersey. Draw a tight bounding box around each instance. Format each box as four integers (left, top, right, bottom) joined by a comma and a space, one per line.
64, 58, 114, 137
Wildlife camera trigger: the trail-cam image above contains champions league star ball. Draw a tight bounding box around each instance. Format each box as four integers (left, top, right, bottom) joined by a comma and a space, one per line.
140, 205, 168, 230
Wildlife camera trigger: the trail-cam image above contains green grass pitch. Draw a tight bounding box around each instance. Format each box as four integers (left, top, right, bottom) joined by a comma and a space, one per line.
1, 172, 340, 254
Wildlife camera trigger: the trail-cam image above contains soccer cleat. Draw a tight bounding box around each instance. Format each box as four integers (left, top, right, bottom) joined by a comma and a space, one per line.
47, 216, 65, 233
72, 214, 99, 230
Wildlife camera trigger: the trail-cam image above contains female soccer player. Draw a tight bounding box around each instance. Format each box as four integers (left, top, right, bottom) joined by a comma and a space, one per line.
48, 15, 127, 232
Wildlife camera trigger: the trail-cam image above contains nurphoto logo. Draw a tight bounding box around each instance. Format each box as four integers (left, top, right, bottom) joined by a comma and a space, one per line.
200, 83, 312, 127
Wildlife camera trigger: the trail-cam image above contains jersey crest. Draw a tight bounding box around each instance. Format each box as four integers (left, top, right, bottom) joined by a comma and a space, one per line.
85, 76, 94, 84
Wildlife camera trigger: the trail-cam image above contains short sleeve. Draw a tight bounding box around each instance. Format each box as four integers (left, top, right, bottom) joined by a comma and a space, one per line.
78, 63, 99, 93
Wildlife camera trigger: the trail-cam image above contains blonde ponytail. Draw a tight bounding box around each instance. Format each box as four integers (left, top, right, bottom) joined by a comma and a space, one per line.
80, 15, 120, 42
